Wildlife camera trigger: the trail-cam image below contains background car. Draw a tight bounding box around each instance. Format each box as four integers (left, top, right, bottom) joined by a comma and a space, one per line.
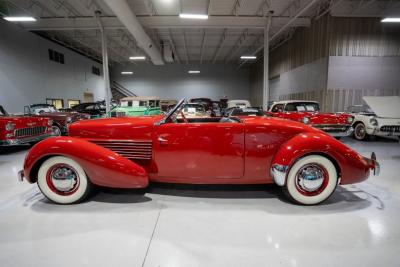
268, 100, 354, 138
225, 107, 265, 117
20, 99, 378, 206
24, 104, 90, 135
226, 100, 251, 109
110, 97, 162, 117
180, 103, 209, 118
0, 105, 56, 150
190, 98, 214, 116
346, 96, 400, 141
67, 101, 106, 118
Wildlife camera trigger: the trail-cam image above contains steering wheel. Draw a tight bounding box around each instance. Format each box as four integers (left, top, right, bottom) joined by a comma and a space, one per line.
180, 111, 188, 123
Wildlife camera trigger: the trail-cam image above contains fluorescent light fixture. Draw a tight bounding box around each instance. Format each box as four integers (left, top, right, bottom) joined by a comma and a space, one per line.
3, 16, 36, 22
240, 56, 257, 60
179, 13, 208, 20
188, 70, 200, 74
121, 71, 133, 75
129, 56, 146, 60
381, 17, 400, 23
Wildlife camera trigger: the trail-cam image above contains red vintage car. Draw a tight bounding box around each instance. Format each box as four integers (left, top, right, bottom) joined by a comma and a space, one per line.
0, 105, 56, 149
268, 100, 354, 138
19, 99, 379, 205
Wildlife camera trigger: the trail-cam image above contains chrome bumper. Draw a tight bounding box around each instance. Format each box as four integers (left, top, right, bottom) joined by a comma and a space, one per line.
320, 126, 354, 137
271, 164, 289, 186
0, 132, 54, 146
363, 152, 380, 176
18, 170, 24, 182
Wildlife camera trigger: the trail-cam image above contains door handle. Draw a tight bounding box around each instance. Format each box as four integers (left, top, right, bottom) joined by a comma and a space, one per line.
158, 136, 168, 145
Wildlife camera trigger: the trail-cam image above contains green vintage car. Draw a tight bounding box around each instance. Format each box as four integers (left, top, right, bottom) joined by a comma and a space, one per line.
110, 97, 163, 117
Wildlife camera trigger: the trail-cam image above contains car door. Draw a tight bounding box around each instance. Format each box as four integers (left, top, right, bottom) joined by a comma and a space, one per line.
153, 121, 245, 181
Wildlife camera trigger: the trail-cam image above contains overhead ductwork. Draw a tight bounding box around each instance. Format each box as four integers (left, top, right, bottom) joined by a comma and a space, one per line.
102, 0, 164, 65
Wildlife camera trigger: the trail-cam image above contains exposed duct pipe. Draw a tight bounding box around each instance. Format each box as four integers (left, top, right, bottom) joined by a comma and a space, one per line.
102, 0, 164, 65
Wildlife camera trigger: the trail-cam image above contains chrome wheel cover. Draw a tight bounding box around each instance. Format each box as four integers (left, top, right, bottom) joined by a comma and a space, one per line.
46, 164, 80, 195
295, 163, 328, 195
355, 124, 366, 139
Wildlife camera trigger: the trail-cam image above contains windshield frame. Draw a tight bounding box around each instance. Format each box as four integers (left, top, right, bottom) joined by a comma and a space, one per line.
156, 98, 185, 125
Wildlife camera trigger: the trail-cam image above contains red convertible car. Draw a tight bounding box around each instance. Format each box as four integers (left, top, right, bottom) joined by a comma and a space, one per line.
19, 99, 379, 205
268, 100, 354, 138
0, 105, 56, 149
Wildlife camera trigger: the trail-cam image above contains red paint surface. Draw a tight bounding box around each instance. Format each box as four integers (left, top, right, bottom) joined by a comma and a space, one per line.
23, 115, 374, 188
0, 115, 52, 142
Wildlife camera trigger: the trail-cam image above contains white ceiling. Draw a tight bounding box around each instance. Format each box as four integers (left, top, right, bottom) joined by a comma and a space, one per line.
3, 0, 400, 67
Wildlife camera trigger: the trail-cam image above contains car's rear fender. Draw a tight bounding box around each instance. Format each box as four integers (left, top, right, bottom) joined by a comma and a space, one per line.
270, 132, 371, 186
24, 137, 148, 188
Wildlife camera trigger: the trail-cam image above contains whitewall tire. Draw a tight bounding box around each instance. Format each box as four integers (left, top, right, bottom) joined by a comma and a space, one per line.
354, 123, 368, 141
285, 155, 338, 205
37, 156, 91, 204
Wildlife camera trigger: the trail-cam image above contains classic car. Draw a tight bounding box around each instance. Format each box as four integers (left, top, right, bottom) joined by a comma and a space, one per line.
190, 98, 214, 116
24, 104, 90, 135
346, 96, 400, 141
160, 99, 178, 112
268, 100, 354, 138
19, 99, 379, 205
66, 101, 106, 118
225, 107, 265, 117
180, 103, 209, 118
1, 105, 57, 149
110, 97, 162, 117
227, 100, 251, 109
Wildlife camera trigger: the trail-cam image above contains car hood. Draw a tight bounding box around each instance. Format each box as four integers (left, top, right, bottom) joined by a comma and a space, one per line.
363, 96, 400, 118
0, 115, 49, 128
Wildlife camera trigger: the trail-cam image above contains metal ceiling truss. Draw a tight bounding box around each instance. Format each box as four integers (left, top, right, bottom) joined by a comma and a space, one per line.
224, 29, 249, 63
199, 29, 206, 64
182, 29, 189, 64
168, 29, 181, 63
212, 28, 228, 63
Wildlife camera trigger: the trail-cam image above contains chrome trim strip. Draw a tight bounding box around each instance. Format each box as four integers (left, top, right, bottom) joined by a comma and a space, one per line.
0, 133, 54, 146
271, 164, 289, 186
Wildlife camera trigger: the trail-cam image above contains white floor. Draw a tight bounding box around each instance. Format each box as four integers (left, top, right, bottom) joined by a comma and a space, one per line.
0, 137, 399, 267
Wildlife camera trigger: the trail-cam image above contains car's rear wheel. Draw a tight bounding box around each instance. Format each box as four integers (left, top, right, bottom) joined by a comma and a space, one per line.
37, 156, 92, 204
284, 155, 338, 205
52, 125, 62, 136
354, 123, 369, 141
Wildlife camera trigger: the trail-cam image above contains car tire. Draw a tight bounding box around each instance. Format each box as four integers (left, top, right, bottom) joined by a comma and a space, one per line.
284, 155, 338, 205
52, 125, 62, 136
37, 156, 92, 204
354, 123, 369, 141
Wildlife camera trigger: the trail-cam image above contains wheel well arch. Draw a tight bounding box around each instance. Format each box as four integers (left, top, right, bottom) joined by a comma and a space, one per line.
29, 154, 62, 183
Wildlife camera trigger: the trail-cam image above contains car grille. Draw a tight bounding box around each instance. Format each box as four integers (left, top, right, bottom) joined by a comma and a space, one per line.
14, 126, 47, 138
89, 140, 152, 160
110, 112, 126, 117
313, 124, 349, 133
380, 125, 400, 132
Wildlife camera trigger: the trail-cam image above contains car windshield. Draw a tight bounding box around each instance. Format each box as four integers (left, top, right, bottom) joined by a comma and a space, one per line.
285, 102, 319, 112
31, 105, 57, 113
0, 106, 6, 116
184, 104, 205, 113
347, 105, 374, 114
231, 108, 263, 116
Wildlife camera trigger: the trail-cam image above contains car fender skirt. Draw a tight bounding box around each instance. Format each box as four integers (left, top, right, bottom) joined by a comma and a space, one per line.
270, 132, 371, 185
23, 137, 149, 188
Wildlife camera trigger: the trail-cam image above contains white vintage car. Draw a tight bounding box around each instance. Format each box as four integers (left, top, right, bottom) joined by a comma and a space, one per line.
227, 100, 251, 109
346, 96, 400, 141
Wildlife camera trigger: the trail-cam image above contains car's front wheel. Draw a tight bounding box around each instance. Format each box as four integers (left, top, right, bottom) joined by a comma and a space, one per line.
37, 156, 92, 204
354, 123, 369, 141
52, 125, 62, 136
284, 155, 338, 205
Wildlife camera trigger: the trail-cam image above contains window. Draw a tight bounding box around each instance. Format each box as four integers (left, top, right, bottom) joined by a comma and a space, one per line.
46, 98, 64, 109
48, 49, 65, 64
68, 100, 80, 108
285, 102, 320, 112
271, 104, 284, 112
92, 66, 100, 76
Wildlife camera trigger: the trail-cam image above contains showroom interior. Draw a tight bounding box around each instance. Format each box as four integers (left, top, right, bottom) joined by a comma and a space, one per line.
0, 0, 400, 266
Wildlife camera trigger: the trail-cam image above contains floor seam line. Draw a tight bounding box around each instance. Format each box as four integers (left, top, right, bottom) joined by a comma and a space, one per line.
141, 201, 163, 267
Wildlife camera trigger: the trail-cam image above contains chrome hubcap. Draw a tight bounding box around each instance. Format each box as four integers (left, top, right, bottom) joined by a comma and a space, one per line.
355, 125, 365, 138
51, 166, 78, 192
296, 164, 326, 192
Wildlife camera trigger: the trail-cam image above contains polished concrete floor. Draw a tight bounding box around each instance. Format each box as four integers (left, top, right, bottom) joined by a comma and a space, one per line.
0, 137, 399, 267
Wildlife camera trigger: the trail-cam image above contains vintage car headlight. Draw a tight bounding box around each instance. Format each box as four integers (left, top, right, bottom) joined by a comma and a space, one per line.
302, 117, 310, 124
370, 117, 378, 126
48, 119, 53, 126
5, 122, 15, 131
347, 116, 354, 123
66, 117, 72, 123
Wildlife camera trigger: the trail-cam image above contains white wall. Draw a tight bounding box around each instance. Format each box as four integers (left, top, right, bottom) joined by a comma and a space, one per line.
112, 64, 250, 101
0, 20, 104, 113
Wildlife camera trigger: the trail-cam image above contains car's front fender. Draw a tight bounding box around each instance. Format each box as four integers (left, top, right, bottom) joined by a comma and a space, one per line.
23, 137, 148, 188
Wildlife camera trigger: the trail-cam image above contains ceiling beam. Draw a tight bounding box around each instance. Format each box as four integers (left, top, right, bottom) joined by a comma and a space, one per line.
22, 16, 311, 31
199, 29, 206, 64
182, 29, 189, 64
167, 29, 180, 63
212, 29, 228, 63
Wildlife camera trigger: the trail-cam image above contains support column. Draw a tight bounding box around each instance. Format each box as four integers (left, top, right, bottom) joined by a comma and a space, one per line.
95, 11, 111, 116
263, 15, 272, 111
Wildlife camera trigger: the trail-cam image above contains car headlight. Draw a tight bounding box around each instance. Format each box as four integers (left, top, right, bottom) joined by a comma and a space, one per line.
66, 117, 72, 123
5, 122, 15, 131
48, 119, 53, 126
347, 116, 354, 123
370, 117, 378, 126
302, 117, 310, 124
